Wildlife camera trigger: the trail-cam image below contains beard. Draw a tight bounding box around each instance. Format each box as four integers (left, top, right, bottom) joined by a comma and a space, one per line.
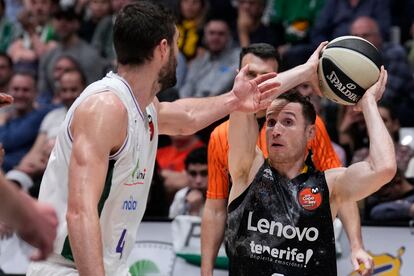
158, 50, 177, 92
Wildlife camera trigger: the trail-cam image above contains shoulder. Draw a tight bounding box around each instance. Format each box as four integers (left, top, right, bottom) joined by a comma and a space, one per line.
74, 91, 127, 123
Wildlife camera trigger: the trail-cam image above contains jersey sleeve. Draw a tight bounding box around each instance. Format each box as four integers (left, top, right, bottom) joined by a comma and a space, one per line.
310, 116, 342, 170
206, 122, 230, 199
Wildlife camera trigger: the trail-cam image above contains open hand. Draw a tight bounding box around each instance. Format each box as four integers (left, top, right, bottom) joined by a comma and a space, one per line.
231, 65, 279, 113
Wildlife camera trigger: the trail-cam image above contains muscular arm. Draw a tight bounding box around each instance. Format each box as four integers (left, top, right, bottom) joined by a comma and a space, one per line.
66, 92, 127, 275
328, 69, 396, 204
156, 66, 278, 136
201, 199, 228, 276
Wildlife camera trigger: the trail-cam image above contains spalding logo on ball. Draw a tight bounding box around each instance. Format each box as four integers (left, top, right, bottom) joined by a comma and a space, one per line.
318, 36, 382, 105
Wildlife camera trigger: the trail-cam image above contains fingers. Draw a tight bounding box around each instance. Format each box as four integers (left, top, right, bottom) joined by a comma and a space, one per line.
0, 93, 13, 107
311, 41, 329, 59
377, 68, 388, 101
362, 257, 373, 276
237, 64, 249, 78
317, 41, 329, 53
256, 98, 273, 111
253, 72, 277, 86
258, 80, 280, 93
258, 87, 279, 102
352, 258, 360, 271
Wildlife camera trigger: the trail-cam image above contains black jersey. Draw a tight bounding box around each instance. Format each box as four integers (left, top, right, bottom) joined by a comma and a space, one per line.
225, 159, 336, 276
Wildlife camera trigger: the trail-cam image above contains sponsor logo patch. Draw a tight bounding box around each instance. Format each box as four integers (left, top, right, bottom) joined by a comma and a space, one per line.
298, 187, 322, 211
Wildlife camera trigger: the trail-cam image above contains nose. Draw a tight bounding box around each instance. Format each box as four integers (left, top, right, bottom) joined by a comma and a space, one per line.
272, 122, 284, 138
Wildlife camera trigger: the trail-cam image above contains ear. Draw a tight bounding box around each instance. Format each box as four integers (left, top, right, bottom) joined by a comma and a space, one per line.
158, 38, 169, 60
306, 124, 316, 142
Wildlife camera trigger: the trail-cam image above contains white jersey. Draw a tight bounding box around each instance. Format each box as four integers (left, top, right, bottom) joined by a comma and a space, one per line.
36, 72, 158, 275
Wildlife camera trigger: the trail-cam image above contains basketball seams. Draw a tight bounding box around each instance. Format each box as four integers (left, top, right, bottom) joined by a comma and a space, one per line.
326, 36, 382, 69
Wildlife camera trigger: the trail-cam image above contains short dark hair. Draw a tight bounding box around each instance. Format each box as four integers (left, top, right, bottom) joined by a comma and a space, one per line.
113, 1, 176, 66
185, 147, 207, 170
239, 43, 280, 69
0, 52, 13, 68
276, 90, 316, 125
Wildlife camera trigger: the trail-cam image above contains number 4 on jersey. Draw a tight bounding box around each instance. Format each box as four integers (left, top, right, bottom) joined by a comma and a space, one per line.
116, 229, 127, 259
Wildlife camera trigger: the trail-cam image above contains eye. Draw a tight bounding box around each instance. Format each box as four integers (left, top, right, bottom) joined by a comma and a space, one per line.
267, 118, 276, 127
282, 118, 293, 126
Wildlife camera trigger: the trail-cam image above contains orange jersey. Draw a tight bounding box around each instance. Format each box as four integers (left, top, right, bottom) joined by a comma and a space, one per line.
206, 115, 341, 199
157, 140, 205, 171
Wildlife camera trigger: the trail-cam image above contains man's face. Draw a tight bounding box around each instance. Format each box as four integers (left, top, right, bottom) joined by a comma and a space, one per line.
187, 163, 208, 191
53, 17, 79, 41
59, 72, 84, 108
180, 0, 203, 20
30, 0, 51, 24
238, 0, 265, 19
204, 20, 229, 54
265, 100, 313, 164
350, 19, 382, 49
53, 57, 77, 81
9, 75, 37, 113
158, 28, 178, 91
0, 57, 12, 88
241, 53, 278, 118
90, 0, 111, 20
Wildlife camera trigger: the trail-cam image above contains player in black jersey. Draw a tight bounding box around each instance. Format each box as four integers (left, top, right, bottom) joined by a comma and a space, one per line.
226, 67, 396, 275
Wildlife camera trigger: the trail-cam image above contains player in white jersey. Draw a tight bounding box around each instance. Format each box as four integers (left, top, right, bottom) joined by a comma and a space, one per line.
26, 2, 280, 275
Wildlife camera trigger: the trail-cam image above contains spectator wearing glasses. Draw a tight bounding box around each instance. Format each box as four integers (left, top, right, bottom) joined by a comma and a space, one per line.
169, 147, 208, 218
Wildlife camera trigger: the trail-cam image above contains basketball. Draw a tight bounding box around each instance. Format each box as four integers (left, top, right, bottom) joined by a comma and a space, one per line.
318, 35, 382, 105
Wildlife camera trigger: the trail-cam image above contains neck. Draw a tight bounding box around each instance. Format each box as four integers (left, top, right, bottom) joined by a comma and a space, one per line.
117, 64, 160, 111
269, 156, 306, 179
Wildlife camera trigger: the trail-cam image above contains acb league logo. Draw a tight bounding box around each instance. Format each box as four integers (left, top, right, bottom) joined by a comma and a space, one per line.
298, 187, 322, 211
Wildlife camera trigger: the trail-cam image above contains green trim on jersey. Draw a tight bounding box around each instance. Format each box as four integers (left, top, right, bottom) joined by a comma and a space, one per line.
61, 159, 116, 261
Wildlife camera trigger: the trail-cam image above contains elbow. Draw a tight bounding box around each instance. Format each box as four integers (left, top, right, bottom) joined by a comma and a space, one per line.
378, 161, 397, 185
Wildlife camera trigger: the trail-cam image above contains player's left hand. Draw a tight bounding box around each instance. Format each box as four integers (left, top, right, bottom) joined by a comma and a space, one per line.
351, 247, 374, 276
231, 65, 279, 113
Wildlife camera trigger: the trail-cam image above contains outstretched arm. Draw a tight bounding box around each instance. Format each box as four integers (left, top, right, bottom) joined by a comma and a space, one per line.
156, 67, 278, 136
328, 67, 396, 203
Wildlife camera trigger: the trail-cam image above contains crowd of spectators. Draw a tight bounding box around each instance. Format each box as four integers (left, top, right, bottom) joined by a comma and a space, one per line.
0, 0, 413, 232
